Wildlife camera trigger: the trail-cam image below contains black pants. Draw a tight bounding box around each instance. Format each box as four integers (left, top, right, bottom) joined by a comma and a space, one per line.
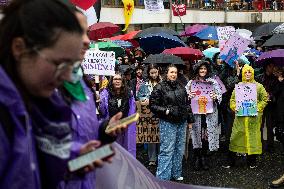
261, 103, 275, 150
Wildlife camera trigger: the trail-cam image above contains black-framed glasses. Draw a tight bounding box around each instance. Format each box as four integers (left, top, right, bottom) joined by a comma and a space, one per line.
34, 49, 81, 78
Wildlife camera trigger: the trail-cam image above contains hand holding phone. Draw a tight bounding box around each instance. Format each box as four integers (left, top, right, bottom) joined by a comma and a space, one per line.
68, 144, 115, 172
105, 113, 139, 135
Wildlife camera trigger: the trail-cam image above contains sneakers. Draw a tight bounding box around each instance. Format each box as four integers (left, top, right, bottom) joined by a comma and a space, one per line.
222, 164, 231, 169
148, 161, 156, 166
174, 177, 184, 181
249, 165, 257, 169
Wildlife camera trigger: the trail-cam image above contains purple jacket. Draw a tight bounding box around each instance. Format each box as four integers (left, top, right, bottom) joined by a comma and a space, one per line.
99, 89, 136, 157
0, 66, 41, 189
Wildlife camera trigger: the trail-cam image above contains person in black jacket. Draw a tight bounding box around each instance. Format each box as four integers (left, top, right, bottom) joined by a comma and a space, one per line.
149, 64, 194, 181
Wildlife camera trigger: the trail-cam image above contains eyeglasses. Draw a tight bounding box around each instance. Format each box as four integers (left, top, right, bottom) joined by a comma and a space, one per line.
34, 49, 81, 79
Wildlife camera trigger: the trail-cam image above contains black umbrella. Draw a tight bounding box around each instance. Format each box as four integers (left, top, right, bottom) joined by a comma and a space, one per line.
252, 23, 281, 37
134, 27, 179, 39
262, 34, 284, 47
143, 54, 184, 65
271, 23, 284, 34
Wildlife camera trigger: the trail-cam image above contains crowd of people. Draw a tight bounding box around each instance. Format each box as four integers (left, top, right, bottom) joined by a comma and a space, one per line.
0, 0, 283, 189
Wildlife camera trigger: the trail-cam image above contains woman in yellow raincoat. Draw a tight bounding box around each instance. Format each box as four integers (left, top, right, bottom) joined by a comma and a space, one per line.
223, 64, 268, 169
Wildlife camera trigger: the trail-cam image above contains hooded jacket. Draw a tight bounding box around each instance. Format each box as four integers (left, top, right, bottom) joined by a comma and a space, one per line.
229, 64, 268, 155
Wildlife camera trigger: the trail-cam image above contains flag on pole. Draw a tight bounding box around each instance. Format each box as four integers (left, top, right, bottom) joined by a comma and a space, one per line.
122, 0, 134, 31
70, 0, 97, 10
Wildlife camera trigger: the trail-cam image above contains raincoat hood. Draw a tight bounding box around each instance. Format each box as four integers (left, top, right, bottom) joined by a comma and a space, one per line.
242, 64, 255, 83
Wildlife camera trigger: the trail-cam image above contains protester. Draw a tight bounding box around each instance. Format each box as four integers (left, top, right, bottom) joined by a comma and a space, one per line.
223, 64, 268, 169
0, 0, 84, 188
99, 72, 137, 157
137, 64, 161, 166
150, 64, 194, 181
186, 60, 222, 171
130, 65, 145, 100
271, 66, 284, 155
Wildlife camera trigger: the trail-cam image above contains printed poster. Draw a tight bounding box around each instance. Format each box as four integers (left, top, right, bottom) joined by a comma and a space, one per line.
136, 101, 160, 143
190, 81, 214, 114
144, 0, 164, 13
235, 83, 257, 116
81, 49, 115, 76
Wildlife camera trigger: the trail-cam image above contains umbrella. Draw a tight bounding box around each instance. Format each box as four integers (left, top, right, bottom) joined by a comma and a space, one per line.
70, 0, 97, 10
262, 34, 284, 47
109, 35, 124, 40
90, 41, 124, 56
134, 27, 179, 39
202, 47, 220, 61
236, 29, 253, 41
138, 33, 186, 54
255, 49, 284, 67
180, 24, 208, 37
143, 54, 184, 65
272, 23, 284, 34
238, 55, 250, 65
194, 26, 219, 40
121, 30, 141, 40
112, 40, 133, 48
162, 47, 203, 60
252, 23, 281, 37
88, 22, 119, 41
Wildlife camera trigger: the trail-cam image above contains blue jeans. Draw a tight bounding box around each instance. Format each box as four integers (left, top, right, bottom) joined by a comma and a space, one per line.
156, 119, 187, 180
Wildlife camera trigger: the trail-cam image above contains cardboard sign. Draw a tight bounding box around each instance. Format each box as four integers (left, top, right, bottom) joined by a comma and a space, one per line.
220, 33, 250, 68
81, 49, 115, 76
190, 81, 214, 114
136, 101, 160, 143
217, 26, 235, 50
235, 83, 257, 116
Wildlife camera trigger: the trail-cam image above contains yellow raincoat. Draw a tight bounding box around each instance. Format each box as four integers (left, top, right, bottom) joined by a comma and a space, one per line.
229, 64, 268, 155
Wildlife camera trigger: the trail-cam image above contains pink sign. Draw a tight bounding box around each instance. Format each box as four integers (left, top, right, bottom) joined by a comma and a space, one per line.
190, 81, 214, 114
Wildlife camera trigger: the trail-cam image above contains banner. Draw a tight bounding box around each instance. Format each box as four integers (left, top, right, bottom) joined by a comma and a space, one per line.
172, 3, 186, 16
144, 0, 164, 13
81, 49, 115, 76
213, 76, 227, 94
190, 81, 214, 114
235, 83, 257, 117
217, 26, 235, 50
122, 0, 134, 31
136, 101, 160, 143
220, 33, 250, 68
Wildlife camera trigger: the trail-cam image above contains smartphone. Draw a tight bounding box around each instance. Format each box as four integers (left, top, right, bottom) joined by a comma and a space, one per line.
105, 113, 140, 134
68, 144, 114, 172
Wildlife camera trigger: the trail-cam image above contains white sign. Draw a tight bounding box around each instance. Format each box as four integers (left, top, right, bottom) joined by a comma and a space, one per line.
144, 0, 164, 13
82, 49, 116, 76
217, 26, 235, 50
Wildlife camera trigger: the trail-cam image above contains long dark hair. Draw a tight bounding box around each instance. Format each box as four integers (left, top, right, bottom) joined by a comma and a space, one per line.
147, 63, 161, 82
193, 60, 211, 80
108, 72, 130, 98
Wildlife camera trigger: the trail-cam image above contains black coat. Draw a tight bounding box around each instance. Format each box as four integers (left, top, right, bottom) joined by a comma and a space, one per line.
149, 79, 194, 124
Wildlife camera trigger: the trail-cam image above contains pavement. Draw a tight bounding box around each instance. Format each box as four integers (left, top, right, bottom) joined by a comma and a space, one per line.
137, 141, 284, 189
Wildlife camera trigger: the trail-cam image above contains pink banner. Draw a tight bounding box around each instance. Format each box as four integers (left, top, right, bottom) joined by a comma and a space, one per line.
190, 81, 214, 114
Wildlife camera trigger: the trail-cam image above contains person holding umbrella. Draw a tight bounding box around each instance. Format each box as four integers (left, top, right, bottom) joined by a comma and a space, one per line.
149, 64, 194, 181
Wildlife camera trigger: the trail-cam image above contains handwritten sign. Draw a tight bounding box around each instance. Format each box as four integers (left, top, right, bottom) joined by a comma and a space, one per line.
220, 33, 250, 68
136, 101, 160, 143
81, 49, 115, 76
144, 0, 164, 13
213, 76, 227, 94
235, 83, 257, 116
190, 81, 214, 114
172, 4, 186, 16
217, 26, 235, 50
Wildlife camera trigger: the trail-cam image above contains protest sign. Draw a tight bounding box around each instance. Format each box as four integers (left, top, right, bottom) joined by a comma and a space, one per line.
144, 0, 164, 13
136, 101, 160, 143
213, 76, 227, 94
220, 33, 250, 68
217, 26, 235, 50
190, 81, 214, 114
81, 49, 115, 76
235, 83, 257, 116
172, 3, 186, 16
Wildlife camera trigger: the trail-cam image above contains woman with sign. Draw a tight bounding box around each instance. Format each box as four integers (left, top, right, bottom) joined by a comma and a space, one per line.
149, 64, 194, 181
185, 60, 222, 171
137, 64, 161, 166
224, 64, 268, 169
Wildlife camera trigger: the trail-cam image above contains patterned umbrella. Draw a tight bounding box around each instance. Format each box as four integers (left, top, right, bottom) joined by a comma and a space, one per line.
252, 23, 281, 37
112, 40, 133, 48
194, 26, 219, 40
88, 22, 119, 41
180, 24, 208, 37
262, 34, 284, 47
272, 23, 284, 34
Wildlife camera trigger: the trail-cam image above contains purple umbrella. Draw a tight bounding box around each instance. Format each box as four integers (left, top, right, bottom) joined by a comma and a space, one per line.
255, 49, 284, 67
180, 24, 208, 37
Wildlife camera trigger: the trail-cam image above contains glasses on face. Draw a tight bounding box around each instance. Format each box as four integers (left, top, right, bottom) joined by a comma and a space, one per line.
34, 49, 81, 78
